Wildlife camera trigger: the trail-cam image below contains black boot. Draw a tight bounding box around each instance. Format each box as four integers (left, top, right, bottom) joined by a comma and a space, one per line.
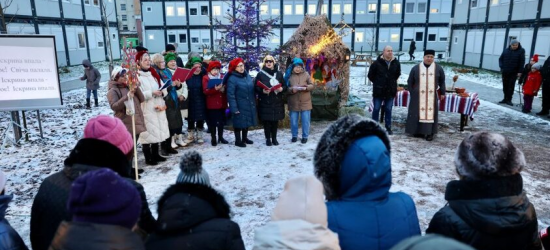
164, 138, 178, 154
243, 128, 253, 144
234, 129, 246, 147
86, 98, 91, 109
152, 143, 167, 162
264, 122, 272, 146
142, 144, 157, 166
211, 129, 217, 146
94, 98, 99, 107
218, 125, 228, 144
271, 122, 279, 146
160, 140, 170, 156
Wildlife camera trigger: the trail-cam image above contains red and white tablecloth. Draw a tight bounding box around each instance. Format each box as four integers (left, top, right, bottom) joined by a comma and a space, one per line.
368, 91, 481, 120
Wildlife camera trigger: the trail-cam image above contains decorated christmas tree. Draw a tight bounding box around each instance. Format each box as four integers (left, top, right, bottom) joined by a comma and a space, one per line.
215, 0, 278, 70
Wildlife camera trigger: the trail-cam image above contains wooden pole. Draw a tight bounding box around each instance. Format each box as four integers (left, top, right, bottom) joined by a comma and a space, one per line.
132, 114, 139, 181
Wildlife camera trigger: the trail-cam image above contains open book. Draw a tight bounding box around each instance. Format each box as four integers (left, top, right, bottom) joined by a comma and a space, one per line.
171, 67, 194, 82
257, 81, 282, 91
207, 79, 223, 89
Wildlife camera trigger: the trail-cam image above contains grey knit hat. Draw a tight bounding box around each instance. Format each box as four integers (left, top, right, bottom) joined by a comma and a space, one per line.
510, 39, 519, 45
176, 151, 211, 186
454, 132, 525, 180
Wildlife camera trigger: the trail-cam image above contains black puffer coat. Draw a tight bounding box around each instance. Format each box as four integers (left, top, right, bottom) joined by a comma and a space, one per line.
145, 183, 245, 250
187, 68, 208, 122
368, 55, 401, 98
49, 221, 145, 250
499, 43, 526, 74
254, 67, 286, 121
30, 139, 156, 250
426, 174, 542, 250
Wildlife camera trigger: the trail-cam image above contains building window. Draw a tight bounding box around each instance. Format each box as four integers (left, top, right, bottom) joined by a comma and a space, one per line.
146, 6, 152, 12
93, 0, 98, 6
471, 0, 478, 8
148, 34, 154, 40
84, 0, 90, 5
340, 4, 350, 14
122, 25, 128, 30
491, 0, 499, 4
440, 37, 448, 42
201, 6, 208, 15
296, 4, 304, 15
78, 33, 86, 48
430, 8, 439, 13
121, 15, 127, 21
308, 4, 316, 15
271, 8, 280, 15
120, 3, 125, 10
260, 4, 268, 15
454, 36, 458, 44
393, 3, 401, 13
381, 4, 389, 14
179, 34, 187, 43
355, 32, 364, 42
428, 34, 436, 41
202, 38, 210, 43
191, 37, 199, 43
391, 34, 399, 42
322, 4, 328, 14
415, 32, 423, 41
272, 37, 280, 43
284, 5, 292, 15
418, 2, 426, 13
190, 8, 197, 15
168, 34, 176, 43
166, 6, 175, 16
97, 41, 104, 48
406, 2, 415, 13
178, 7, 186, 16
368, 3, 377, 13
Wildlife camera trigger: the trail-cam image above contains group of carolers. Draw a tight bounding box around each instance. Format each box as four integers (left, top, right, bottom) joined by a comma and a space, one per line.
107, 45, 314, 166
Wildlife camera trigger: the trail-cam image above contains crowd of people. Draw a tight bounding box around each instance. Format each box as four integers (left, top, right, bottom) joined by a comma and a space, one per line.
104, 44, 314, 168
1, 114, 549, 250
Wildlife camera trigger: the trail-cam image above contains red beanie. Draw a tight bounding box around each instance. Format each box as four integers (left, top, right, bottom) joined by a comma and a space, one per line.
136, 51, 148, 64
532, 54, 539, 62
228, 58, 244, 73
207, 61, 222, 73
84, 115, 134, 155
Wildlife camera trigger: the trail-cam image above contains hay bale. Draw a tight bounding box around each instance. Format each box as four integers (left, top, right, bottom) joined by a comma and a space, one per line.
339, 106, 367, 117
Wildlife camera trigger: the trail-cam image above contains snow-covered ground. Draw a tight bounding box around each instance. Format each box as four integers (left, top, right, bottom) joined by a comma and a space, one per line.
1, 66, 549, 249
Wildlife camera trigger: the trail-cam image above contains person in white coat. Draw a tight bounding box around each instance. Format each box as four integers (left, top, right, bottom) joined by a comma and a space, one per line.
252, 176, 341, 250
136, 50, 170, 165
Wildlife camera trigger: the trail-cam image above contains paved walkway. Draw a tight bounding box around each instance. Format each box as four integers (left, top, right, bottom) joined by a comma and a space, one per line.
60, 73, 110, 92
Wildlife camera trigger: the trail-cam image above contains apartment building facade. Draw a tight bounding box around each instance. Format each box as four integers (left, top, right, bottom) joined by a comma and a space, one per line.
3, 0, 121, 66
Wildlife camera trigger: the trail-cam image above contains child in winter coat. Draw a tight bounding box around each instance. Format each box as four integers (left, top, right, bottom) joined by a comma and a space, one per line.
252, 176, 340, 250
285, 57, 315, 144
203, 60, 228, 146
80, 59, 101, 109
522, 63, 543, 113
0, 171, 29, 250
519, 54, 538, 85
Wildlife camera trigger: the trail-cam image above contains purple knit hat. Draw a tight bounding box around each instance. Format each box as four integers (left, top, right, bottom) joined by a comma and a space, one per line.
68, 168, 141, 229
83, 115, 133, 155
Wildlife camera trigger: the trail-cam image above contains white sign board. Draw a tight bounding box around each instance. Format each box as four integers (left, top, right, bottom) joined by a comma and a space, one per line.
0, 35, 63, 111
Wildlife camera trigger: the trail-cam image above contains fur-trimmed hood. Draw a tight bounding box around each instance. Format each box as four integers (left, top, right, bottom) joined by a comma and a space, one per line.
156, 183, 231, 233
314, 115, 391, 201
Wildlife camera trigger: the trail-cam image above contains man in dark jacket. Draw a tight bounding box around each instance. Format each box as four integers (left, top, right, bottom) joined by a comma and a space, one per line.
30, 116, 157, 250
536, 58, 550, 116
409, 41, 416, 61
498, 39, 525, 106
427, 132, 542, 250
368, 45, 401, 135
145, 151, 245, 250
0, 171, 29, 250
80, 59, 101, 109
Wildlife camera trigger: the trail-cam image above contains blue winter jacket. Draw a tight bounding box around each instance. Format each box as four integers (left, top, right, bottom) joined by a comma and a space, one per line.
499, 44, 526, 74
326, 136, 421, 250
0, 195, 29, 250
227, 72, 257, 129
186, 68, 208, 122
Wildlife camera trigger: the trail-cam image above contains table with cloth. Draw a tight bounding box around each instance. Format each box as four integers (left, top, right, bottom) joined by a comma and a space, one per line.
369, 90, 481, 131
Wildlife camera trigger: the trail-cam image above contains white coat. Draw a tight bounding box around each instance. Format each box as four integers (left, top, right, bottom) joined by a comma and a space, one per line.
137, 70, 170, 144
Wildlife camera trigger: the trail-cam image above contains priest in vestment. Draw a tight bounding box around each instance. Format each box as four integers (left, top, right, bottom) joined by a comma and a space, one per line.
405, 49, 446, 141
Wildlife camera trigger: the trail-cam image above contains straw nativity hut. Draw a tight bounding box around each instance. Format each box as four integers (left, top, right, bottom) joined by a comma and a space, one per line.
279, 14, 351, 121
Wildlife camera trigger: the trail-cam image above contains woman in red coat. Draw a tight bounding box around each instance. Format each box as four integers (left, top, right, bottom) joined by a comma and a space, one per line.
202, 61, 228, 146
522, 63, 542, 113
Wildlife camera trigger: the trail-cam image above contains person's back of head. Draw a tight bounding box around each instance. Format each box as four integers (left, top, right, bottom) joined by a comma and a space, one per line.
455, 132, 525, 180
390, 234, 476, 250
314, 115, 392, 200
